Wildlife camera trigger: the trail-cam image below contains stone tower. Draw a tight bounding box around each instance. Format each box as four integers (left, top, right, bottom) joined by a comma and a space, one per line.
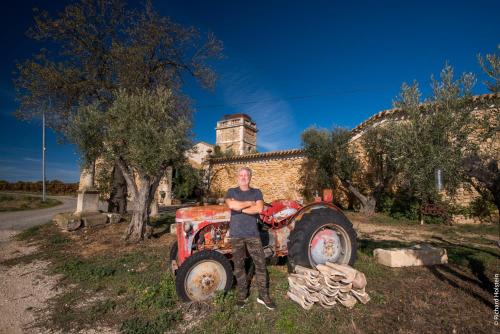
215, 113, 257, 155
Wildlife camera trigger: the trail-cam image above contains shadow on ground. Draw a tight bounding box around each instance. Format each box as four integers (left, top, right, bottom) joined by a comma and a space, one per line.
358, 237, 498, 309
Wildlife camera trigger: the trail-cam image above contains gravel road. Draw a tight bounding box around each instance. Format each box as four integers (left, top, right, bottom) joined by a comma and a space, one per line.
0, 194, 76, 230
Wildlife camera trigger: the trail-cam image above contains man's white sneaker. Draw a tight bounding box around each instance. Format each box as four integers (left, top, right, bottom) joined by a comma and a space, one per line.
257, 297, 276, 310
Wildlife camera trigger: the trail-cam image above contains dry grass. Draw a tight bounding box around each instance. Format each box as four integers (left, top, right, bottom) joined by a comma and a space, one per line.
2, 212, 498, 334
0, 193, 61, 212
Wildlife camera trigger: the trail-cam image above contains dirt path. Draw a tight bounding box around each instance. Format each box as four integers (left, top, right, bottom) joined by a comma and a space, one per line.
350, 216, 499, 249
0, 230, 61, 334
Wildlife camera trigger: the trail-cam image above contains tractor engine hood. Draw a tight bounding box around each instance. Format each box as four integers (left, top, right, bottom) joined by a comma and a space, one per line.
175, 205, 231, 224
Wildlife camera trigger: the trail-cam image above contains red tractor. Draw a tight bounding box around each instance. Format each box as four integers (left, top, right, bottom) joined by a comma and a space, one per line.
170, 198, 357, 301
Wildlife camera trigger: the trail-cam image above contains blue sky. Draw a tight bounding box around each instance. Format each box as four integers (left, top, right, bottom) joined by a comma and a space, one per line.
0, 0, 498, 182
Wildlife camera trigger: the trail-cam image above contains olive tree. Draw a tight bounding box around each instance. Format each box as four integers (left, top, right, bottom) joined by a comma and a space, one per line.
71, 87, 191, 241
358, 125, 399, 213
14, 0, 223, 212
301, 127, 373, 212
389, 65, 476, 223
465, 46, 500, 223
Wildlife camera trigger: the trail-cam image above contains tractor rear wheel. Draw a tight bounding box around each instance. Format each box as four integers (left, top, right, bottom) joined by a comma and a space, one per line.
288, 208, 357, 271
175, 250, 233, 302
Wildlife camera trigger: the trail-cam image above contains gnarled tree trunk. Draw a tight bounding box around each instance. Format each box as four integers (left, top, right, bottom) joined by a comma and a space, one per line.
126, 183, 149, 241
116, 158, 164, 242
343, 180, 376, 216
464, 154, 500, 225
108, 165, 128, 214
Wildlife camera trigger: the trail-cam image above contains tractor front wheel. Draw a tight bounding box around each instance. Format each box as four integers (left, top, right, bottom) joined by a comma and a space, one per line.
175, 250, 233, 302
288, 208, 357, 271
169, 241, 178, 274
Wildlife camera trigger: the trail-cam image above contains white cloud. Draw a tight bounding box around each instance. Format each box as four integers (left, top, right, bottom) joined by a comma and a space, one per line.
23, 157, 41, 162
219, 68, 299, 151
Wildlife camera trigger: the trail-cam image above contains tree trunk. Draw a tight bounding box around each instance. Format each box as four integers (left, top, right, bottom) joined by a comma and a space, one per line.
463, 154, 500, 225
115, 158, 167, 242
125, 184, 149, 241
108, 165, 128, 214
344, 181, 376, 216
492, 191, 500, 227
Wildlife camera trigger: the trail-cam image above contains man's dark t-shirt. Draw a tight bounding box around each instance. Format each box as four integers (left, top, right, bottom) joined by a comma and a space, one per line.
225, 187, 263, 238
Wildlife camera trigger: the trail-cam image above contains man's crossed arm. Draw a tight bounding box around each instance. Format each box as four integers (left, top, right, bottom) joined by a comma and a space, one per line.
225, 198, 264, 214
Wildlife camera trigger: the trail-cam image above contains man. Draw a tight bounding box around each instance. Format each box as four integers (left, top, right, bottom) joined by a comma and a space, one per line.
225, 167, 277, 310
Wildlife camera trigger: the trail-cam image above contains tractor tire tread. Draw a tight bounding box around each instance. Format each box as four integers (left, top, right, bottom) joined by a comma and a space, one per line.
287, 208, 357, 272
175, 250, 233, 302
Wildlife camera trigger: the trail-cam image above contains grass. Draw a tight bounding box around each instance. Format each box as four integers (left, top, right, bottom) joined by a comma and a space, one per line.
3, 212, 499, 334
3, 222, 180, 333
0, 193, 61, 211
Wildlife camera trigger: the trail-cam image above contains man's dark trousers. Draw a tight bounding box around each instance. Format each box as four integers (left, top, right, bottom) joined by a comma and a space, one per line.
231, 237, 268, 300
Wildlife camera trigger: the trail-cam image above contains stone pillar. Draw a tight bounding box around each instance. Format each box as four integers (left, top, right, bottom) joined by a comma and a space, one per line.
75, 166, 100, 214
164, 167, 173, 206
150, 191, 159, 218
156, 166, 173, 206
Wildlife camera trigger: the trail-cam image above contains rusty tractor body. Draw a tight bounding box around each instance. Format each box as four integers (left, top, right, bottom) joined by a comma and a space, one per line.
170, 199, 357, 301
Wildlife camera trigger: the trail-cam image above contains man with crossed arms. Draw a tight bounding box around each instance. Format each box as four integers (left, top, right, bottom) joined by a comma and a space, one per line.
225, 167, 276, 310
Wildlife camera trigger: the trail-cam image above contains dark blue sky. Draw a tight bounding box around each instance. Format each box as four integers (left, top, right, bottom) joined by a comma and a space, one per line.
0, 0, 498, 182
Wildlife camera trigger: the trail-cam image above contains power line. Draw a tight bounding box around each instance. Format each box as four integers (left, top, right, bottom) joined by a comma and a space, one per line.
195, 87, 387, 109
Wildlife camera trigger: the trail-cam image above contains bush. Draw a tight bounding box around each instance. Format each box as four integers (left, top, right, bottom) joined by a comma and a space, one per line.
376, 191, 420, 220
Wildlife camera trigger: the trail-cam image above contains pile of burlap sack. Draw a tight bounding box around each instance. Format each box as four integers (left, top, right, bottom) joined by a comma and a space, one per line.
287, 263, 370, 310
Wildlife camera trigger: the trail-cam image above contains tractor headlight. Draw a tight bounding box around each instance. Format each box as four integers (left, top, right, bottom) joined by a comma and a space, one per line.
183, 222, 192, 233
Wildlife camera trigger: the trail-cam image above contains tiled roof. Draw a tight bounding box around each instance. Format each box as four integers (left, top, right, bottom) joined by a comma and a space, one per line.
351, 93, 499, 135
209, 148, 305, 163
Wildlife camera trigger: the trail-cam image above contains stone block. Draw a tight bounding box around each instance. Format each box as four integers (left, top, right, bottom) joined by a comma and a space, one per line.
373, 244, 448, 268
107, 213, 123, 224
75, 189, 100, 213
52, 212, 82, 231
81, 212, 109, 228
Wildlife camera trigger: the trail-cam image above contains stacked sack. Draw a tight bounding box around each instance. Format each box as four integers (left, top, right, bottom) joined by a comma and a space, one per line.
287, 262, 370, 310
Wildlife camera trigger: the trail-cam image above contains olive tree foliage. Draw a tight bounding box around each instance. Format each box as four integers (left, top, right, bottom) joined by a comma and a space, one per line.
70, 87, 192, 241
478, 44, 500, 93
172, 164, 203, 200
389, 65, 476, 222
14, 0, 222, 128
301, 125, 398, 215
300, 127, 373, 211
465, 46, 500, 222
359, 125, 399, 212
14, 0, 223, 213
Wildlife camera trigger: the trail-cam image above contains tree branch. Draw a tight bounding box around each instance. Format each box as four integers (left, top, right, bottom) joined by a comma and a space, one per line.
115, 157, 138, 198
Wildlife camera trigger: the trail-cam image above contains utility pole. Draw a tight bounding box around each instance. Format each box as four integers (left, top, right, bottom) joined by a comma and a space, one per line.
42, 100, 47, 202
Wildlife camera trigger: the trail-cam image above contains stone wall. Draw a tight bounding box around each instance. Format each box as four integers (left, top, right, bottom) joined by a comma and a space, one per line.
208, 150, 306, 202
347, 93, 499, 223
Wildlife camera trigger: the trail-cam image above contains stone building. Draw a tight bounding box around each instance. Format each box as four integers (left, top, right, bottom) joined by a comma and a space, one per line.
186, 142, 214, 168
156, 114, 257, 204
87, 93, 497, 223
215, 113, 257, 155
208, 149, 306, 202
156, 142, 214, 205
206, 93, 499, 223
